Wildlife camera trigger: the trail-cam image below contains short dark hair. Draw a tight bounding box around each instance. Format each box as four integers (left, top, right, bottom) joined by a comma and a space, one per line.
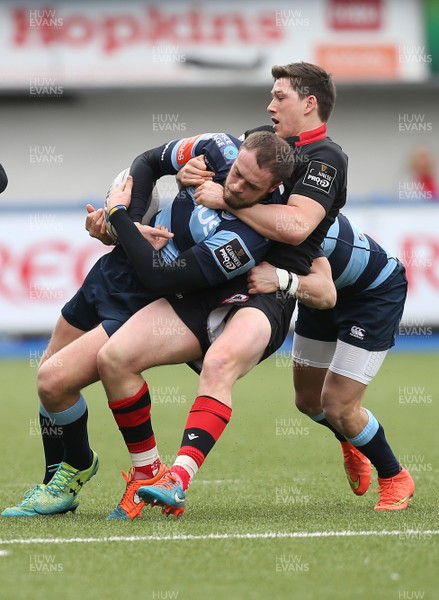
271, 62, 336, 122
241, 131, 294, 184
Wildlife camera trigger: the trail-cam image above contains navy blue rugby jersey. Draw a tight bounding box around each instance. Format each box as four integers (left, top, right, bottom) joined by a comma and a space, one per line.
106, 133, 270, 290
244, 125, 348, 275
151, 133, 270, 285
323, 213, 398, 293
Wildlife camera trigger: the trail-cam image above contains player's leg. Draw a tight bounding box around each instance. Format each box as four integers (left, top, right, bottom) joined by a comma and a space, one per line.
323, 342, 414, 509
97, 298, 202, 519
293, 309, 354, 440
30, 326, 106, 515
2, 319, 104, 517
37, 315, 88, 484
324, 264, 414, 510
139, 306, 272, 515
37, 324, 108, 477
292, 332, 373, 496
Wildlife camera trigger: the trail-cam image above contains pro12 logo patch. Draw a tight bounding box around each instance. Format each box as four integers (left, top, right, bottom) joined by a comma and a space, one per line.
302, 160, 337, 194
214, 238, 251, 274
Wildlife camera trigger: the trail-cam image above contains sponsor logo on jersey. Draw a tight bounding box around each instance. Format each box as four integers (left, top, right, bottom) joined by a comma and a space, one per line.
223, 144, 239, 160
175, 135, 202, 165
214, 238, 251, 273
221, 293, 250, 304
302, 160, 337, 194
349, 325, 365, 340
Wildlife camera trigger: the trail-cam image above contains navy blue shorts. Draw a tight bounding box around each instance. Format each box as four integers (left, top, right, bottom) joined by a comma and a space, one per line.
61, 246, 158, 336
294, 261, 407, 351
167, 275, 296, 361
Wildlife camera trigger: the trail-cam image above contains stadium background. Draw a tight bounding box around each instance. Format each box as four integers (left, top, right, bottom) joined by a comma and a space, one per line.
0, 3, 438, 599
0, 0, 438, 339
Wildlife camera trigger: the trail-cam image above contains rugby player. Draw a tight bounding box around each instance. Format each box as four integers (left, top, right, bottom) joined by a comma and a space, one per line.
96, 62, 349, 517
247, 214, 415, 510
2, 131, 293, 517
98, 212, 412, 517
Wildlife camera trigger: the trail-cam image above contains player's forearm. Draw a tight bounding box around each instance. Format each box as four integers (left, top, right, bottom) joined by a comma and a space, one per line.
249, 261, 336, 309
229, 203, 311, 245
295, 272, 336, 309
109, 208, 208, 294
128, 146, 168, 222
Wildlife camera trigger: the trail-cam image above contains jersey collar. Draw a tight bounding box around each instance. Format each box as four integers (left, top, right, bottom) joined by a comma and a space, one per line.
286, 123, 327, 147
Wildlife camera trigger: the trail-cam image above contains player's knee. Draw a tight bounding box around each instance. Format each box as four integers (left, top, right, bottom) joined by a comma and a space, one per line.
97, 343, 117, 382
321, 395, 345, 423
202, 350, 239, 384
294, 392, 314, 415
96, 340, 127, 383
37, 362, 64, 409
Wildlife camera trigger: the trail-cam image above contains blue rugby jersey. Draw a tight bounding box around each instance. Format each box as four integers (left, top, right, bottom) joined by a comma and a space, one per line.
323, 213, 398, 293
147, 133, 269, 285
105, 133, 270, 293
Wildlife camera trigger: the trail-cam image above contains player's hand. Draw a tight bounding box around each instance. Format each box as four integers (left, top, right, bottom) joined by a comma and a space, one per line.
85, 204, 115, 246
135, 223, 174, 251
247, 262, 279, 294
176, 155, 215, 187
106, 175, 133, 211
194, 180, 227, 210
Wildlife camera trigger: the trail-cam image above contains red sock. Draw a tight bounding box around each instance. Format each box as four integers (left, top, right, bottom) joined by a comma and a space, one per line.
109, 382, 161, 479
170, 395, 231, 490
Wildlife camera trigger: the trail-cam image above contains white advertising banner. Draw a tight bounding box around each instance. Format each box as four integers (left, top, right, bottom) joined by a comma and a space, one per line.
0, 203, 438, 334
0, 208, 109, 334
0, 0, 428, 89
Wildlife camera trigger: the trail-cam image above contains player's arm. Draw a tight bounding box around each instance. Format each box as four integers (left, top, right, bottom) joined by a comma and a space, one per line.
107, 176, 267, 294
194, 141, 345, 246
221, 195, 326, 245
127, 144, 174, 222
247, 257, 336, 309
0, 163, 8, 193
193, 179, 326, 245
109, 207, 208, 293
129, 133, 240, 221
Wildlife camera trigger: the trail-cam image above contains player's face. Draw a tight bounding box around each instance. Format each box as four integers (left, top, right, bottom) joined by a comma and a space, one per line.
267, 78, 309, 138
223, 148, 278, 209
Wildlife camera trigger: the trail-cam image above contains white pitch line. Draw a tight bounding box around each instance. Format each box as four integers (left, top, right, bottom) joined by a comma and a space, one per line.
1, 529, 438, 546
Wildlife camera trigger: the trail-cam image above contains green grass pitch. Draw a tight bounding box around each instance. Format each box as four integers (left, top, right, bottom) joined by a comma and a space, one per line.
0, 352, 438, 600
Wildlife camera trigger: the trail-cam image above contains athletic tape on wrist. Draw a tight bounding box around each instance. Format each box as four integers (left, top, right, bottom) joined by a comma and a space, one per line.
287, 272, 299, 297
276, 268, 289, 290
276, 268, 299, 297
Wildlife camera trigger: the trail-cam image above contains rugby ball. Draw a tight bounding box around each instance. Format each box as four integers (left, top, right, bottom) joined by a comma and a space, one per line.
104, 167, 130, 242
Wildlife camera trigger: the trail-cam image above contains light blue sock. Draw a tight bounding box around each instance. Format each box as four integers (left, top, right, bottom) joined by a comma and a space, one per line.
43, 394, 87, 426
311, 411, 326, 422
346, 409, 379, 447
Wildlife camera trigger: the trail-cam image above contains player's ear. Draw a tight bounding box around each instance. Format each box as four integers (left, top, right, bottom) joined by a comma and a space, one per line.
304, 95, 317, 114
268, 182, 281, 193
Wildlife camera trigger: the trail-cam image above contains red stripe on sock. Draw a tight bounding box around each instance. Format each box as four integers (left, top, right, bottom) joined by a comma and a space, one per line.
109, 382, 148, 411
113, 405, 151, 429
170, 465, 191, 491
127, 437, 156, 454
185, 411, 228, 442
177, 445, 205, 468
192, 395, 232, 421
184, 396, 231, 441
